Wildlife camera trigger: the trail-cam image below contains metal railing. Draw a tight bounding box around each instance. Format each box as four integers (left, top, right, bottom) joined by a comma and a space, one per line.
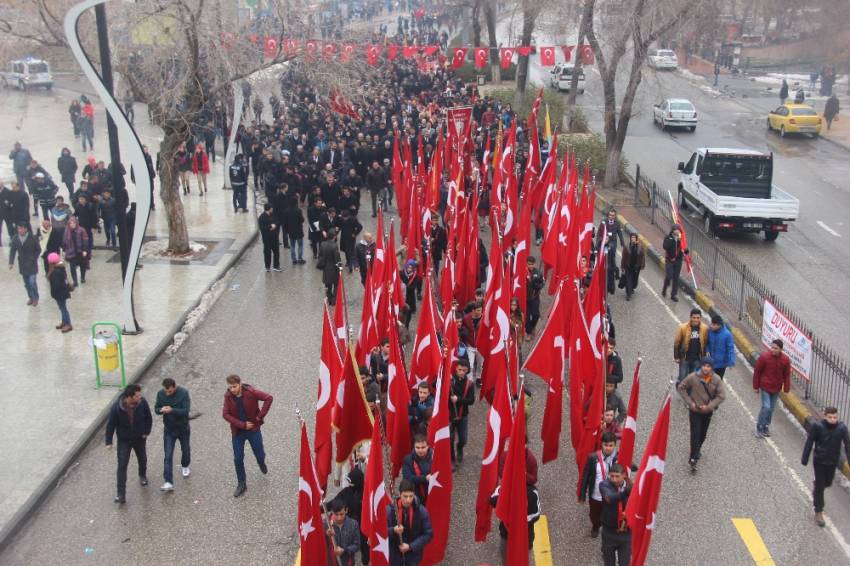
630, 164, 850, 418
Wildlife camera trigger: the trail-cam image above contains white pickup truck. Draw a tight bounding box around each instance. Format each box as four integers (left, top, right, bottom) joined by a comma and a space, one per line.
676, 148, 799, 241
1, 58, 53, 90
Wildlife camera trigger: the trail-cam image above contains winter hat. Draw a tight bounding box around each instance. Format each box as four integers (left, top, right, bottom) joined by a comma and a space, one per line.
47, 253, 60, 265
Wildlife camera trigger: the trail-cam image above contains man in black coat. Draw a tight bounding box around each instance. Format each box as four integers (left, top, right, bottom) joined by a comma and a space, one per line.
802, 407, 850, 527
365, 161, 387, 217
428, 214, 448, 273
9, 222, 41, 305
599, 463, 632, 566
355, 232, 375, 286
661, 224, 687, 302
105, 384, 153, 504
387, 479, 433, 566
258, 203, 281, 272
1, 181, 30, 240
338, 207, 363, 273
280, 197, 306, 265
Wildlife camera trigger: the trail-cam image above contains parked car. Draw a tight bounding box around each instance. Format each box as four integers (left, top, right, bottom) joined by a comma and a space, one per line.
1, 58, 53, 90
676, 148, 799, 241
647, 49, 678, 70
652, 98, 697, 131
767, 103, 822, 138
548, 63, 585, 93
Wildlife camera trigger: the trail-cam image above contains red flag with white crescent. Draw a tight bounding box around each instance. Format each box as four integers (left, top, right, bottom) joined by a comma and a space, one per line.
580, 44, 595, 64
474, 47, 489, 69
408, 274, 441, 388
619, 359, 642, 471
500, 47, 516, 69
561, 45, 574, 62
334, 348, 374, 464
298, 422, 327, 564
494, 387, 529, 566
316, 303, 343, 490
386, 314, 411, 479
340, 43, 356, 63
361, 413, 391, 566
367, 44, 381, 66
263, 36, 278, 59
539, 46, 556, 66
450, 47, 468, 69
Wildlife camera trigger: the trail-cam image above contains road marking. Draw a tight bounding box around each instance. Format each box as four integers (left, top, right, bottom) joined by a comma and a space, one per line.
294, 549, 300, 566
816, 220, 841, 237
732, 518, 776, 565
639, 279, 850, 559
533, 514, 553, 566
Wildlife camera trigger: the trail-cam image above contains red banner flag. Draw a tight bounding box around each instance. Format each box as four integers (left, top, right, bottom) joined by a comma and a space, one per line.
518, 45, 534, 56
298, 422, 327, 565
626, 394, 671, 566
387, 318, 411, 479
386, 44, 400, 60
474, 47, 489, 69
561, 45, 574, 62
322, 42, 336, 60
334, 347, 374, 463
409, 272, 441, 388
284, 38, 298, 57
340, 43, 356, 62
580, 44, 594, 64
263, 36, 279, 59
334, 272, 349, 355
539, 45, 556, 66
500, 47, 516, 69
423, 45, 439, 56
450, 47, 468, 69
494, 388, 529, 566
316, 304, 343, 491
361, 413, 391, 566
305, 40, 318, 60
619, 359, 642, 472
367, 44, 381, 66
403, 45, 419, 59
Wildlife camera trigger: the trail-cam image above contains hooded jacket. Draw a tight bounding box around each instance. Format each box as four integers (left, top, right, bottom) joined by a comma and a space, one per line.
707, 324, 736, 369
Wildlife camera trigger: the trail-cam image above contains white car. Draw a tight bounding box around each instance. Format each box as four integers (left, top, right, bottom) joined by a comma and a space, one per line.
548, 63, 585, 93
648, 49, 678, 70
653, 98, 697, 131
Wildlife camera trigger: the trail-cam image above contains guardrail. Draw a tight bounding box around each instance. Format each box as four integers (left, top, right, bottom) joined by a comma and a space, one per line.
630, 164, 850, 418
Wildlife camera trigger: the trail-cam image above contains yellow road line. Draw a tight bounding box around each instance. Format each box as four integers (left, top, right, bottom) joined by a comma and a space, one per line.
533, 514, 553, 566
294, 549, 300, 566
732, 518, 776, 566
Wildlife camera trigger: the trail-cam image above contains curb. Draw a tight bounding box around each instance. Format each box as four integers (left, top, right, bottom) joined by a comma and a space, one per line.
594, 193, 850, 481
818, 133, 850, 154
0, 227, 259, 554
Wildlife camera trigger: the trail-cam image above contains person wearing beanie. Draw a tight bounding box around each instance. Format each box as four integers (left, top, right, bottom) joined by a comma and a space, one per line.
678, 357, 725, 472
753, 339, 791, 439
47, 252, 72, 332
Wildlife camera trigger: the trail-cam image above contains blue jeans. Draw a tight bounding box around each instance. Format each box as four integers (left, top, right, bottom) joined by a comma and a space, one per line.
289, 237, 303, 262
232, 429, 265, 484
163, 427, 191, 483
678, 359, 700, 383
23, 273, 38, 301
56, 298, 71, 325
757, 390, 779, 430
104, 218, 117, 247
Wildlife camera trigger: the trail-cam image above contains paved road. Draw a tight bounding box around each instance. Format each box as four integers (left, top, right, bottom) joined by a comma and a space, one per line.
506, 17, 850, 349
3, 210, 850, 565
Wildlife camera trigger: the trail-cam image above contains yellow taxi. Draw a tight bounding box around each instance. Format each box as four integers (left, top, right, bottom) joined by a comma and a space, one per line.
767, 103, 822, 137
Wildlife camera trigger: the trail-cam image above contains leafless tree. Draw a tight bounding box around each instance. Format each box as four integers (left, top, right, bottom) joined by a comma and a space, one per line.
0, 0, 73, 47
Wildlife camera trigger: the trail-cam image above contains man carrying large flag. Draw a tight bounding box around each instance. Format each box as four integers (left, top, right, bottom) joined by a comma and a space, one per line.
387, 315, 411, 479
334, 347, 375, 465
361, 412, 391, 566
298, 420, 327, 565
316, 303, 343, 491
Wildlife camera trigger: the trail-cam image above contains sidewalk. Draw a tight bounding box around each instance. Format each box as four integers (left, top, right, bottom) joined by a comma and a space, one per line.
819, 104, 850, 151
0, 84, 257, 543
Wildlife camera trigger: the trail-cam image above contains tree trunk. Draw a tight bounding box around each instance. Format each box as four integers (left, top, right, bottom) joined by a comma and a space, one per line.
603, 40, 647, 187
484, 0, 501, 84
568, 0, 594, 108
159, 128, 190, 254
472, 0, 482, 47
514, 6, 536, 105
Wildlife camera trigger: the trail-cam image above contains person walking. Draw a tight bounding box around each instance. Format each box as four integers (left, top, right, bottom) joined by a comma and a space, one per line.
259, 203, 282, 272
69, 99, 82, 138
222, 374, 273, 497
9, 222, 41, 306
779, 79, 789, 104
57, 148, 78, 196
105, 384, 153, 504
678, 358, 725, 472
280, 196, 305, 265
674, 309, 708, 383
579, 431, 621, 539
9, 142, 33, 192
355, 232, 375, 286
753, 338, 791, 439
78, 111, 95, 152
339, 207, 363, 273
619, 233, 645, 300
191, 143, 210, 195
824, 94, 839, 130
46, 252, 72, 332
229, 154, 249, 213
448, 358, 475, 466
318, 228, 342, 304
175, 142, 192, 195
62, 216, 90, 287
706, 315, 736, 379
599, 463, 632, 566
366, 160, 387, 217
154, 378, 191, 492
323, 498, 361, 565
1, 182, 30, 241
661, 224, 687, 302
387, 479, 434, 566
801, 406, 850, 527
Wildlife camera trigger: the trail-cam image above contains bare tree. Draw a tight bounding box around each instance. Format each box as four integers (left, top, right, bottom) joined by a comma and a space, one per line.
483, 0, 501, 83
0, 0, 72, 47
584, 0, 699, 187
513, 0, 546, 104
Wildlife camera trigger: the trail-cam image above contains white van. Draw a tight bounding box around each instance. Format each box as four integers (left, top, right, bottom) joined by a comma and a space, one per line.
2, 58, 53, 90
548, 63, 585, 93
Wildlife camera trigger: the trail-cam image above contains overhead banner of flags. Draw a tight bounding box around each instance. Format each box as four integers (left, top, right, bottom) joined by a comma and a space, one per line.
219, 34, 594, 67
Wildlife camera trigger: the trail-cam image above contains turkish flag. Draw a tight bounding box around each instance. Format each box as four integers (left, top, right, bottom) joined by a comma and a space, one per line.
315, 304, 343, 491
539, 46, 556, 66
439, 251, 455, 314
402, 45, 419, 59
561, 45, 574, 62
420, 351, 454, 566
333, 347, 374, 464
298, 422, 327, 565
619, 359, 642, 472
284, 39, 298, 57
512, 193, 532, 309
450, 47, 468, 69
367, 44, 381, 66
474, 339, 512, 541
386, 317, 411, 479
263, 36, 278, 59
248, 34, 259, 45
355, 271, 380, 367
414, 7, 425, 19
518, 45, 534, 57
361, 413, 391, 566
334, 272, 349, 356
626, 394, 671, 566
386, 44, 400, 61
305, 40, 318, 60
322, 42, 336, 60
523, 280, 572, 462
495, 387, 529, 566
340, 43, 356, 62
474, 47, 489, 69
580, 44, 595, 64
220, 32, 235, 50
423, 45, 439, 56
500, 47, 515, 69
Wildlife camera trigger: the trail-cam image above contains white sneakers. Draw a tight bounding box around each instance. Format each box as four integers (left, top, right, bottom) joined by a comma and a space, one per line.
160, 482, 174, 492
182, 467, 191, 478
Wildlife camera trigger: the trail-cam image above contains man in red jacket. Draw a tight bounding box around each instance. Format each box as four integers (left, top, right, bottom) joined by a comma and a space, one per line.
753, 339, 791, 439
222, 374, 274, 497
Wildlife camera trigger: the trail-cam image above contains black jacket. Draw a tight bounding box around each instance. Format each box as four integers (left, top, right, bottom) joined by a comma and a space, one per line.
387, 499, 433, 565
281, 205, 305, 239
802, 419, 850, 467
355, 240, 375, 274
662, 233, 686, 264
606, 352, 624, 385
402, 450, 433, 503
258, 211, 279, 243
339, 215, 363, 251
1, 188, 30, 221
105, 397, 153, 444
9, 232, 41, 276
448, 375, 475, 421
429, 225, 447, 263
58, 154, 78, 184
599, 479, 631, 531
48, 265, 71, 301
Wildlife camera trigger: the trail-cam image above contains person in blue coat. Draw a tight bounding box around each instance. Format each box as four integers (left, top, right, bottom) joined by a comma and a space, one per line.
387, 479, 433, 565
707, 315, 736, 379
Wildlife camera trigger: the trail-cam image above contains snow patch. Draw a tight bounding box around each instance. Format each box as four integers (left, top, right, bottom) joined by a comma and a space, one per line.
165, 266, 235, 355
141, 239, 207, 259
